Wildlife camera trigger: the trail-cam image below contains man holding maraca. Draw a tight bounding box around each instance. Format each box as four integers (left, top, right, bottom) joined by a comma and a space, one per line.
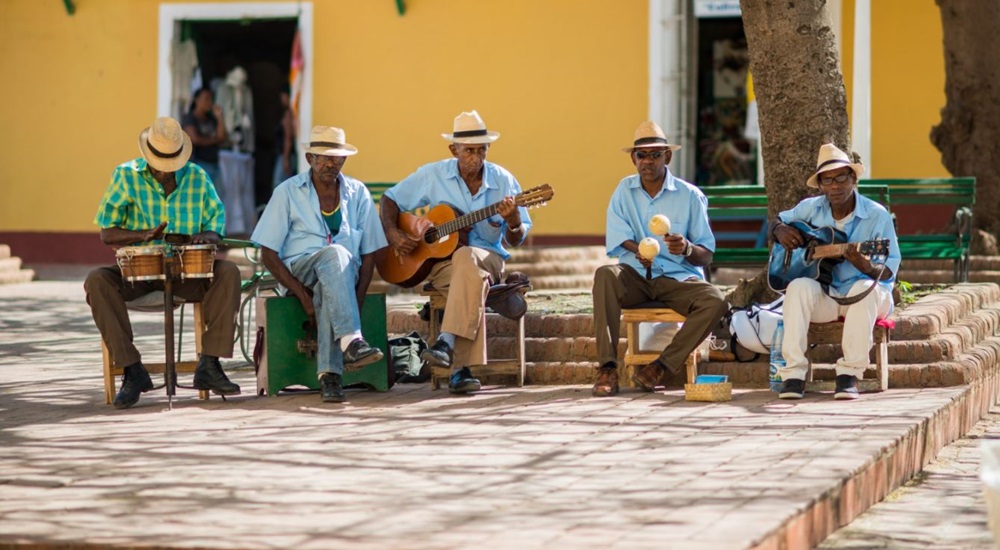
591, 121, 727, 397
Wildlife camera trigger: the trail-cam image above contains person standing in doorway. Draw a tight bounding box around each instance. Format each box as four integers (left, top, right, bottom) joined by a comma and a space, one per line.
182, 87, 227, 185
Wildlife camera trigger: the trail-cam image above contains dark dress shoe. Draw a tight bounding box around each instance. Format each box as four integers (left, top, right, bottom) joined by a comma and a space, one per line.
320, 373, 345, 403
834, 374, 859, 400
421, 339, 454, 369
193, 355, 241, 396
114, 363, 154, 409
631, 360, 666, 392
592, 364, 620, 397
779, 378, 805, 400
449, 367, 481, 394
343, 338, 383, 371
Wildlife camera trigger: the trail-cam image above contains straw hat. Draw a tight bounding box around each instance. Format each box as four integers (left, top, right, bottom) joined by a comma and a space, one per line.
622, 121, 681, 153
138, 117, 192, 172
441, 110, 500, 144
302, 126, 358, 156
806, 143, 864, 188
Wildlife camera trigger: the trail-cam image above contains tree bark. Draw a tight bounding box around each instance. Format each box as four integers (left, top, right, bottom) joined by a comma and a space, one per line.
739, 0, 851, 218
931, 0, 1000, 237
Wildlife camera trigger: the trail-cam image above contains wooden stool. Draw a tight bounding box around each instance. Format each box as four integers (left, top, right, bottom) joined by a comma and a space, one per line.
100, 296, 209, 404
622, 305, 700, 386
804, 319, 892, 392
422, 286, 527, 390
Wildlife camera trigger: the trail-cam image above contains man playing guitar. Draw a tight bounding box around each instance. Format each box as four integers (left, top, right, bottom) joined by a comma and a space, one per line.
379, 110, 531, 394
770, 143, 901, 400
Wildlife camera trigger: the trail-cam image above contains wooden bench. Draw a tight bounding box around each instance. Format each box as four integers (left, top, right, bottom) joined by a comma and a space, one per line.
703, 184, 891, 279
863, 177, 975, 282
422, 286, 527, 390
803, 319, 892, 392
365, 182, 395, 206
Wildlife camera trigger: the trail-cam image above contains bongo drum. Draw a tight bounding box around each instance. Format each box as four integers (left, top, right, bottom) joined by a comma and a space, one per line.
116, 246, 166, 282
176, 244, 216, 279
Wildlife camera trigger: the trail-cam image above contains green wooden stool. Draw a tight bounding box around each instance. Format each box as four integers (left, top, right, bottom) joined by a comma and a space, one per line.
255, 293, 390, 396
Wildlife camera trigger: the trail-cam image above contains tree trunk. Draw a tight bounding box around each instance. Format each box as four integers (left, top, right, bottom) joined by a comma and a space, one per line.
729, 0, 851, 307
931, 0, 1000, 238
739, 0, 851, 217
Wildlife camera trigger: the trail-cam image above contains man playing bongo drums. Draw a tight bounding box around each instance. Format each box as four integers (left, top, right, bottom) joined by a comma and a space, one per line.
85, 117, 242, 409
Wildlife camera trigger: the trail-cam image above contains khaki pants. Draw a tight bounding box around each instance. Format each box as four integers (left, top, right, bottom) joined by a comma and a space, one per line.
426, 247, 505, 369
84, 260, 241, 367
592, 264, 727, 372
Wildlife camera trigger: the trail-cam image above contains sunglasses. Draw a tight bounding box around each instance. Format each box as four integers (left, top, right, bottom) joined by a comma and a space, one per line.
635, 150, 667, 160
818, 172, 852, 186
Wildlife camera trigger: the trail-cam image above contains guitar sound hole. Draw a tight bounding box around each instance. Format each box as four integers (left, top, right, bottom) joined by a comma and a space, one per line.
424, 229, 438, 244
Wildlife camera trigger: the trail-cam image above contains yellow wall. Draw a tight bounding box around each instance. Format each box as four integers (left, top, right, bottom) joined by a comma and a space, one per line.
839, 0, 946, 178
0, 0, 648, 236
870, 0, 948, 178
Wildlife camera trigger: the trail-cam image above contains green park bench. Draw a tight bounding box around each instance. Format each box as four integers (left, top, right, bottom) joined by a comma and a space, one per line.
365, 182, 395, 206
702, 183, 891, 280
862, 177, 975, 282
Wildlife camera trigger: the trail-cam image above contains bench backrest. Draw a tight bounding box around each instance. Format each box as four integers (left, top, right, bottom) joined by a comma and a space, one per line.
365, 182, 395, 205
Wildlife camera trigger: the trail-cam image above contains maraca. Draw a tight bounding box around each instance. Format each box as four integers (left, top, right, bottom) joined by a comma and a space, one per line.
649, 214, 671, 236
638, 237, 660, 280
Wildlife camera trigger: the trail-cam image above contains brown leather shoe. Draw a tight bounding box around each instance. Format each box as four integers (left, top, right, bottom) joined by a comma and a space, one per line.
632, 360, 665, 392
592, 364, 619, 397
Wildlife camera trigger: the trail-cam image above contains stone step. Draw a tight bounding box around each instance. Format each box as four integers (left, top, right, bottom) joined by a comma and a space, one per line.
505, 260, 609, 277
897, 269, 1000, 286
0, 256, 23, 272
904, 256, 1000, 271
0, 269, 35, 285
509, 246, 607, 263
0, 244, 10, 259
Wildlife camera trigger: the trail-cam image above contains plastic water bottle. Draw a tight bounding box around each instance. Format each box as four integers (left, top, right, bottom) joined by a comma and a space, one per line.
769, 319, 785, 392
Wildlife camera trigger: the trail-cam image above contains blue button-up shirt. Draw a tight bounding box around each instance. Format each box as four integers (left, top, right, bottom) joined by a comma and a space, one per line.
384, 159, 532, 260
778, 189, 901, 296
251, 171, 387, 268
606, 171, 715, 281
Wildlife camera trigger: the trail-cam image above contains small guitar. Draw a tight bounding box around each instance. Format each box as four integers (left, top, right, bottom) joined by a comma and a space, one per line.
767, 220, 890, 293
376, 184, 554, 288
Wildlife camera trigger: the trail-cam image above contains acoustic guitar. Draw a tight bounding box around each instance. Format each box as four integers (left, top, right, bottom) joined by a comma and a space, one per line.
376, 184, 554, 288
767, 220, 890, 293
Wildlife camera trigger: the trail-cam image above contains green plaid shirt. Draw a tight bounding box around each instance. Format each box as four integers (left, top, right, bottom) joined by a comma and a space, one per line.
94, 158, 226, 242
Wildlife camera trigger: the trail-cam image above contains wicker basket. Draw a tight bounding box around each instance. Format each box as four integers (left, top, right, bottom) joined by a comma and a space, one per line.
684, 382, 733, 402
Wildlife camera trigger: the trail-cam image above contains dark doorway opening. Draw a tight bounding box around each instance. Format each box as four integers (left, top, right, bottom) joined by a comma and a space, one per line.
694, 17, 756, 187
186, 18, 297, 210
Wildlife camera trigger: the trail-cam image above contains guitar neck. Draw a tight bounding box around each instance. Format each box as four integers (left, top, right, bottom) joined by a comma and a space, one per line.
436, 203, 502, 236
812, 243, 851, 259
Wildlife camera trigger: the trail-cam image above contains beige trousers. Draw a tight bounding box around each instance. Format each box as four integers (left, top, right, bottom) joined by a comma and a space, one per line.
427, 246, 505, 369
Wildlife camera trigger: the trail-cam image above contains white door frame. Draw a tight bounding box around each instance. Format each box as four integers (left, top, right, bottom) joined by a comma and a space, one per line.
157, 2, 313, 156
649, 0, 693, 181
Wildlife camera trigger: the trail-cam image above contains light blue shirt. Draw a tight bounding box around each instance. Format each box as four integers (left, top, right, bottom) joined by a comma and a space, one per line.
384, 159, 532, 260
606, 171, 715, 281
778, 188, 901, 296
251, 171, 388, 268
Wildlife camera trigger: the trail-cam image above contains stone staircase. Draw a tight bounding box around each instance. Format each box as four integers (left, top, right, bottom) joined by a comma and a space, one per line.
388, 283, 1000, 388
0, 244, 35, 285
226, 245, 610, 294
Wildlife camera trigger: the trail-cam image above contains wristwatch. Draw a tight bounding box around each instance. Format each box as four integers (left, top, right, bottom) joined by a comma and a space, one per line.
683, 240, 694, 257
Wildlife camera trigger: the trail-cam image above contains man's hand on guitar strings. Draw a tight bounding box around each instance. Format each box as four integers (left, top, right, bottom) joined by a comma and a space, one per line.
497, 196, 522, 227
388, 226, 422, 255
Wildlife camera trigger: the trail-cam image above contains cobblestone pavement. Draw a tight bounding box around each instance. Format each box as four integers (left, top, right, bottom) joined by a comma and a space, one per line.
0, 281, 991, 550
820, 408, 1000, 549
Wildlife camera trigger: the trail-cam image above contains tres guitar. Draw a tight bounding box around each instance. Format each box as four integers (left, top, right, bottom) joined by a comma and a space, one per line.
767, 220, 890, 293
376, 184, 555, 288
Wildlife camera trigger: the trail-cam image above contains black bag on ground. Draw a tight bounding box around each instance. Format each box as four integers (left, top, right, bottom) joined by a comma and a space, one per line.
389, 331, 430, 383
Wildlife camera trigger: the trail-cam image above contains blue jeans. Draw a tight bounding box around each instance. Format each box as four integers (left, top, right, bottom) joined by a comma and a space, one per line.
289, 245, 360, 376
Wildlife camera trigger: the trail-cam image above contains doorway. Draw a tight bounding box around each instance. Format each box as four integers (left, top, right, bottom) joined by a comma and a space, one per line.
693, 17, 756, 187
185, 18, 297, 207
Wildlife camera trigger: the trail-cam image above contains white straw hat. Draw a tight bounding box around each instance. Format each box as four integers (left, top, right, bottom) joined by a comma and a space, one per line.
441, 110, 500, 144
138, 117, 192, 172
302, 126, 358, 156
806, 143, 864, 188
622, 121, 681, 153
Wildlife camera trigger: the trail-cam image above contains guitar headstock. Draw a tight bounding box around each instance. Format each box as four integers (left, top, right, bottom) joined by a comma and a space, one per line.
860, 239, 891, 259
516, 184, 554, 209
